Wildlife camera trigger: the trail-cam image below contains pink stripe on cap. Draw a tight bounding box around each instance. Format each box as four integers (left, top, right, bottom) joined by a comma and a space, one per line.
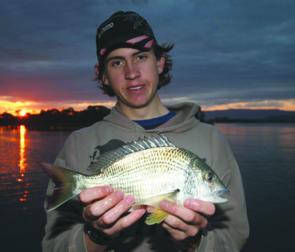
100, 48, 107, 56
126, 35, 149, 44
144, 39, 154, 48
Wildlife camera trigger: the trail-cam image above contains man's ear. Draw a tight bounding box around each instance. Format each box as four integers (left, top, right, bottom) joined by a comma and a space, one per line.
94, 64, 99, 79
102, 73, 109, 85
157, 56, 165, 75
95, 63, 109, 85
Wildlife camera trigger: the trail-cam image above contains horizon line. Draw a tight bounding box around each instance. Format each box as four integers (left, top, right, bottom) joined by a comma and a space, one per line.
1, 98, 295, 116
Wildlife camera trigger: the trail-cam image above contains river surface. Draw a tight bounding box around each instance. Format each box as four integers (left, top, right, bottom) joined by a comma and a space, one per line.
0, 123, 294, 251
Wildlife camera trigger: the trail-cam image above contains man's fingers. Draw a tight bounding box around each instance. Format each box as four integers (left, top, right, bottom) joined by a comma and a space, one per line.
98, 195, 135, 225
119, 208, 146, 229
103, 208, 146, 235
184, 199, 215, 216
80, 186, 113, 204
160, 199, 210, 238
160, 200, 201, 224
164, 214, 189, 231
83, 191, 124, 221
164, 214, 200, 236
162, 222, 188, 241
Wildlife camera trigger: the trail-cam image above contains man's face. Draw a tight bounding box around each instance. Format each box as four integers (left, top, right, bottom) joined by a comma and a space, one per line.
102, 48, 165, 109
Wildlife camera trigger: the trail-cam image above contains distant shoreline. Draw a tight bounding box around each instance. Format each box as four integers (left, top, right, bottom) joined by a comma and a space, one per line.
1, 107, 295, 131
1, 120, 294, 132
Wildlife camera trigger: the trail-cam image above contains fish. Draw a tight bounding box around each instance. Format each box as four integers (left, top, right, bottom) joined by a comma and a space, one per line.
42, 134, 229, 225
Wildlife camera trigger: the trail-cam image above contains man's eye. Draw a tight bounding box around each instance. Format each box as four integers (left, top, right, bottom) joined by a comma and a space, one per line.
110, 60, 124, 68
137, 54, 148, 61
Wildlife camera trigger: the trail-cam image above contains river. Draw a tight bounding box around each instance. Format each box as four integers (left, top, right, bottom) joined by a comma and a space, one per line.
0, 123, 294, 251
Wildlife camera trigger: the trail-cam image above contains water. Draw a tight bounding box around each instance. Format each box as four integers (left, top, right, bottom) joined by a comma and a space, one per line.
216, 123, 295, 252
0, 124, 294, 252
0, 126, 69, 251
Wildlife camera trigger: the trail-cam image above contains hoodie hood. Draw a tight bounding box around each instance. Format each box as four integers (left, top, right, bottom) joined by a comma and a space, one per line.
103, 102, 201, 133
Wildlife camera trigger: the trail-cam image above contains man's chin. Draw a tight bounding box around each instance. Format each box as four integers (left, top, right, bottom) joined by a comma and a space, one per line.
118, 96, 157, 110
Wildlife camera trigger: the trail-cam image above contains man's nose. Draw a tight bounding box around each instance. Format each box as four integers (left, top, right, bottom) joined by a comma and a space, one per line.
125, 62, 140, 80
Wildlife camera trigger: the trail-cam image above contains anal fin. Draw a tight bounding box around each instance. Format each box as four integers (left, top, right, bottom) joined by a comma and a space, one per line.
136, 189, 179, 207
145, 208, 169, 225
139, 189, 179, 225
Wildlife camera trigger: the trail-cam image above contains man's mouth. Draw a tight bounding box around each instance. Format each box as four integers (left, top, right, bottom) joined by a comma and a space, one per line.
127, 84, 145, 91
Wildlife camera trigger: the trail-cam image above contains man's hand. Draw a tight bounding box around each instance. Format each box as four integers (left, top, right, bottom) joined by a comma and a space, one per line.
80, 186, 146, 237
159, 199, 215, 241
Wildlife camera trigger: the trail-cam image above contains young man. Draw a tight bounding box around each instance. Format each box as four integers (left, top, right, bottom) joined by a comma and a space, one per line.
42, 11, 249, 252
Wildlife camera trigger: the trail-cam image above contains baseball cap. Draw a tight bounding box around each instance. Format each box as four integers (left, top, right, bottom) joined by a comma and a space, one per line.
96, 11, 157, 63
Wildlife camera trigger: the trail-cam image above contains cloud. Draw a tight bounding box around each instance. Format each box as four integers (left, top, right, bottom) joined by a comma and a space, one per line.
0, 0, 294, 110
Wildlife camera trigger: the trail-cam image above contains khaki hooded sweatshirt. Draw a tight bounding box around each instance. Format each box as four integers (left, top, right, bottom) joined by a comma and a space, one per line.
42, 102, 249, 252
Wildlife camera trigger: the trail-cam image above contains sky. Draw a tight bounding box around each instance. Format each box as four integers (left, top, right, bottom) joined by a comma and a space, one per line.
1, 0, 295, 115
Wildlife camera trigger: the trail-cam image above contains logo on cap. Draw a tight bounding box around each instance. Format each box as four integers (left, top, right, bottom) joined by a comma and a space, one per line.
98, 22, 114, 38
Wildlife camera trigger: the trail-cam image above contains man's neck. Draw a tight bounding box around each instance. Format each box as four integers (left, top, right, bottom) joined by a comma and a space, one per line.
116, 96, 169, 120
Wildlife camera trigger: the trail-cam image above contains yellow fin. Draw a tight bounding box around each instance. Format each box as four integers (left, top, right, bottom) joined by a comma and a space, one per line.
142, 189, 179, 225
145, 208, 169, 225
136, 189, 179, 207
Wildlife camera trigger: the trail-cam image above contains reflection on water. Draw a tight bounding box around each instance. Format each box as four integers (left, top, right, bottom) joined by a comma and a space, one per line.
18, 125, 29, 202
0, 125, 69, 211
0, 126, 69, 251
18, 125, 27, 178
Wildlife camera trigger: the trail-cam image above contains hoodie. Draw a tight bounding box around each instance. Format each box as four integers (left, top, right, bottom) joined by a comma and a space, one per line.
42, 102, 249, 252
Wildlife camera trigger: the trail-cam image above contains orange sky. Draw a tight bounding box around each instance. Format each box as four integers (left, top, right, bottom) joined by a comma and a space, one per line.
202, 99, 295, 111
0, 98, 115, 116
1, 97, 295, 116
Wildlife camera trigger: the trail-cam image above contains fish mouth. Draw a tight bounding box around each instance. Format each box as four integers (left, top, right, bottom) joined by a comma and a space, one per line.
199, 188, 229, 203
217, 188, 230, 197
213, 188, 230, 203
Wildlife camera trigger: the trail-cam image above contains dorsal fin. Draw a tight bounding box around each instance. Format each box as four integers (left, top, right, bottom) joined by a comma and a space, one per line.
87, 134, 175, 173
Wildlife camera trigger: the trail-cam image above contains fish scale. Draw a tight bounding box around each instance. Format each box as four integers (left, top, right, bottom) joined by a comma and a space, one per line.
78, 147, 201, 204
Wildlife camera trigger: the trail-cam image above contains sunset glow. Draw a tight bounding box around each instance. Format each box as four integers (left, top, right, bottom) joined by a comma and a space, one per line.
0, 99, 37, 115
202, 99, 295, 111
0, 97, 115, 115
1, 97, 295, 115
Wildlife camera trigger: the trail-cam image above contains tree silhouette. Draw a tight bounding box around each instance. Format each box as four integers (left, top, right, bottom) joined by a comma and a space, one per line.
0, 106, 110, 130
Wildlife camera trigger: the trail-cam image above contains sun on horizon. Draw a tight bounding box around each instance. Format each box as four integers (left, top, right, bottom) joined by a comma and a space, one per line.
18, 109, 28, 117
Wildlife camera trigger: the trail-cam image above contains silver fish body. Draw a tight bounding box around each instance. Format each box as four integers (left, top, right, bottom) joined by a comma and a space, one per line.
42, 135, 228, 224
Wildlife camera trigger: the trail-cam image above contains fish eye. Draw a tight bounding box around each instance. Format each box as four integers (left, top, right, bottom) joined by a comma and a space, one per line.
205, 172, 214, 182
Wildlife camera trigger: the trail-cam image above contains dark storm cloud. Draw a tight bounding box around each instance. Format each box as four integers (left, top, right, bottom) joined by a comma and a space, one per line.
0, 0, 294, 106
159, 0, 295, 105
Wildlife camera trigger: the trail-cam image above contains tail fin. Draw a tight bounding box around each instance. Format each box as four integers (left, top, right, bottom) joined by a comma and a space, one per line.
41, 163, 79, 212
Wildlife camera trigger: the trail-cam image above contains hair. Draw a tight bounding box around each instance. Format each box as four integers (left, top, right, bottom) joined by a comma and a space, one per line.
95, 43, 174, 97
